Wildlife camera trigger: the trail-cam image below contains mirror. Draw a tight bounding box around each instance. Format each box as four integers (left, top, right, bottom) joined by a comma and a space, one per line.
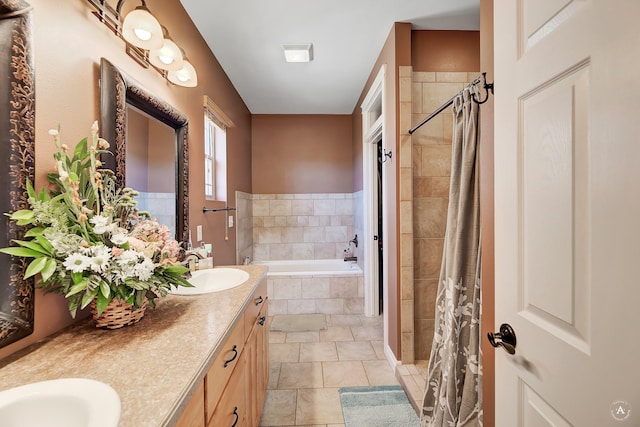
0, 0, 36, 349
99, 58, 189, 246
126, 106, 178, 237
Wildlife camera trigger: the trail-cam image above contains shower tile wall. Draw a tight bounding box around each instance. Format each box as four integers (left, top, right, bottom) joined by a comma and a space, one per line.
235, 191, 253, 264
399, 66, 415, 363
252, 193, 354, 261
352, 190, 364, 270
406, 70, 479, 361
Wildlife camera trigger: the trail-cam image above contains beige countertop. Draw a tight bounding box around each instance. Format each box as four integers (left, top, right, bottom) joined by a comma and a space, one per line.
0, 264, 268, 427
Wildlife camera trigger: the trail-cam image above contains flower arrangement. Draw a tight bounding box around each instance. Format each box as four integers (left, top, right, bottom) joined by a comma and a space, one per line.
0, 122, 191, 319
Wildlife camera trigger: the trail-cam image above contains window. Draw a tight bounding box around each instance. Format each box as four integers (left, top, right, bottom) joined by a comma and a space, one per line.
204, 115, 216, 200
204, 96, 232, 201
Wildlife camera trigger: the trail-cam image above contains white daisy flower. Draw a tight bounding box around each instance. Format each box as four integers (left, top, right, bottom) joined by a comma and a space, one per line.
63, 253, 90, 273
89, 245, 112, 273
90, 215, 111, 234
110, 233, 128, 246
134, 258, 154, 281
116, 249, 141, 266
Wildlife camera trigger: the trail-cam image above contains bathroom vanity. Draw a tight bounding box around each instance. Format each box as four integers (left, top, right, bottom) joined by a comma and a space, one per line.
0, 265, 268, 427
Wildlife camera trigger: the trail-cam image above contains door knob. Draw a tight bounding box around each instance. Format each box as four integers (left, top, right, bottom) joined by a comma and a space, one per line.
488, 323, 517, 355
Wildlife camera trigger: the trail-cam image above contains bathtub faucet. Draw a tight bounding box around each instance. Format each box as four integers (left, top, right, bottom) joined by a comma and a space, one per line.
349, 234, 358, 248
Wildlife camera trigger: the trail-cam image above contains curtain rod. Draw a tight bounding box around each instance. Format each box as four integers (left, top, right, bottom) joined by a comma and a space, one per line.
408, 72, 494, 135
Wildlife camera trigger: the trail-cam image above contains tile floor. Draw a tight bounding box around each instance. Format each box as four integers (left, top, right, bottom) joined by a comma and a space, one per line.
396, 361, 428, 413
259, 313, 402, 426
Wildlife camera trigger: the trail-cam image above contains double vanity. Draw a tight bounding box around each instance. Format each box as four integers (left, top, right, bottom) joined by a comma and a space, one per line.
0, 265, 269, 427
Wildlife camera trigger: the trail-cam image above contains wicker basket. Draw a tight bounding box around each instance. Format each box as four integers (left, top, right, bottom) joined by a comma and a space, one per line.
90, 298, 148, 329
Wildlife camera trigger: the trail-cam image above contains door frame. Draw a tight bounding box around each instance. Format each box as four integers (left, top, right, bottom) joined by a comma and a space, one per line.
479, 0, 495, 425
361, 65, 387, 325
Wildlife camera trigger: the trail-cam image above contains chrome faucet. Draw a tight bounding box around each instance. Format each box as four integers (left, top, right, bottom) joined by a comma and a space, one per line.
182, 250, 205, 272
349, 234, 358, 248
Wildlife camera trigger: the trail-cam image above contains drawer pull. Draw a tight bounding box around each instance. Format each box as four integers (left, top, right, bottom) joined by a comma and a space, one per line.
255, 295, 264, 306
258, 316, 266, 326
224, 345, 238, 368
231, 406, 239, 427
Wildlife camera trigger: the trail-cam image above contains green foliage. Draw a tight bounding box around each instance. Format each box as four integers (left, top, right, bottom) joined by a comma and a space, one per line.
1, 123, 192, 320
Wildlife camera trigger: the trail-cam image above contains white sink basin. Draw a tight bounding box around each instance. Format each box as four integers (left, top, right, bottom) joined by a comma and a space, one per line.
0, 378, 120, 427
171, 267, 250, 295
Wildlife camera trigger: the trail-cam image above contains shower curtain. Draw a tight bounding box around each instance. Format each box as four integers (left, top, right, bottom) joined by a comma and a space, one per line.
420, 87, 482, 427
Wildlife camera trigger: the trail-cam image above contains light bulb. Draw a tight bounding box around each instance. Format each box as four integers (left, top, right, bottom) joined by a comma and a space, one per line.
133, 28, 152, 41
158, 54, 174, 65
149, 37, 184, 71
168, 59, 197, 87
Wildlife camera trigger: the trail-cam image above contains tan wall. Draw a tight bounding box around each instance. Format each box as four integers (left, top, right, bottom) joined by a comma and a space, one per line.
411, 30, 480, 72
351, 22, 412, 359
252, 115, 353, 194
0, 0, 251, 359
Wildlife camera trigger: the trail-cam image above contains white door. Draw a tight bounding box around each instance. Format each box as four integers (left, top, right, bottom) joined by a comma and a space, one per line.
494, 1, 640, 426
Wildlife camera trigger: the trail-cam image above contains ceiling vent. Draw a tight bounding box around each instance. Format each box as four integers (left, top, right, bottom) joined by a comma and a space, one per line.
282, 43, 313, 63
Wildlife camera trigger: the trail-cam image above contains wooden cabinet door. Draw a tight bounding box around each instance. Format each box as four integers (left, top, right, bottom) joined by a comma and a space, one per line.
175, 382, 205, 427
255, 304, 268, 423
245, 325, 259, 426
208, 351, 247, 427
205, 318, 245, 422
245, 297, 269, 427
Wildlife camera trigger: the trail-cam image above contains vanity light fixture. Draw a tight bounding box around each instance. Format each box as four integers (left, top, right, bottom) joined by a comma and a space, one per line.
119, 1, 163, 50
282, 43, 313, 63
86, 0, 198, 87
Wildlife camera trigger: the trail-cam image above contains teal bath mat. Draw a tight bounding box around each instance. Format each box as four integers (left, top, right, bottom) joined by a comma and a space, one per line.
339, 385, 420, 427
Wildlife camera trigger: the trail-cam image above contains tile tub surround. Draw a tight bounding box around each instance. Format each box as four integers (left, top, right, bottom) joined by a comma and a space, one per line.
236, 190, 254, 264
0, 265, 268, 427
252, 193, 354, 261
258, 260, 364, 316
351, 190, 364, 271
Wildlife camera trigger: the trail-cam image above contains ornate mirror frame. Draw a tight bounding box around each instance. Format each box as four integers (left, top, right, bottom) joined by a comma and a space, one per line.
99, 58, 189, 246
0, 0, 36, 349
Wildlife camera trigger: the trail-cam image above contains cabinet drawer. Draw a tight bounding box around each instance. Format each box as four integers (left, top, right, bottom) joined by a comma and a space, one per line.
205, 318, 245, 421
243, 279, 268, 341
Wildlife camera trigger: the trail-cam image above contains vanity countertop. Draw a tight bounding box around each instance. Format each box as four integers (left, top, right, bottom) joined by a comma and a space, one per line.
0, 264, 268, 427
